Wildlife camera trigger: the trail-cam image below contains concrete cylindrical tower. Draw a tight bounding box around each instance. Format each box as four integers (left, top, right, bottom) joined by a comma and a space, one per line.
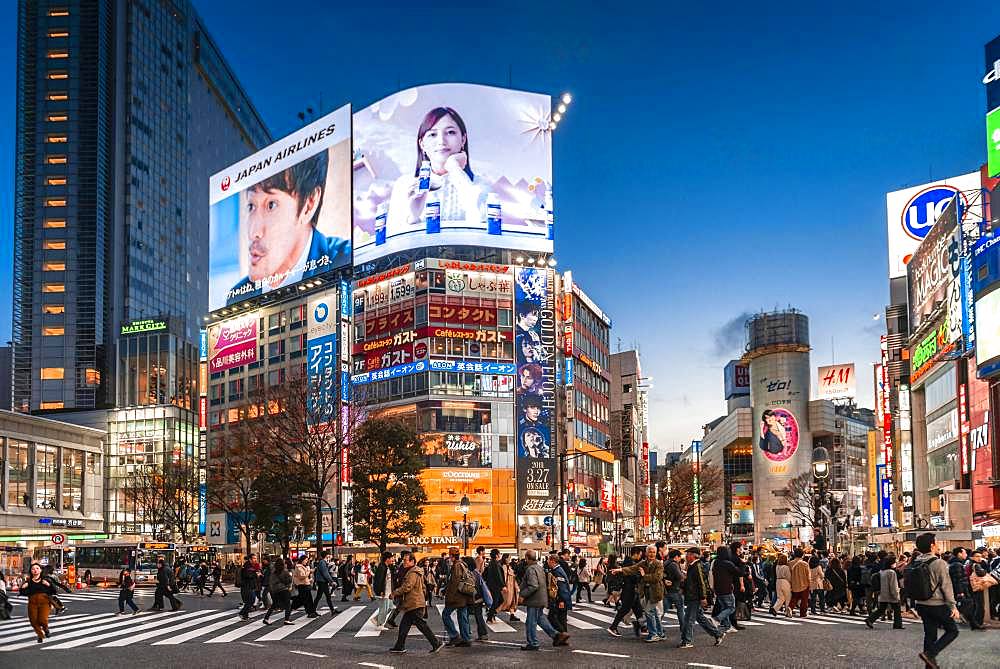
745, 310, 812, 545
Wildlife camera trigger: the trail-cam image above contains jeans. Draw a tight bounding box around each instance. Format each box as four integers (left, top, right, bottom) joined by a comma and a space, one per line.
663, 591, 685, 631
644, 600, 664, 639
681, 599, 720, 644
442, 605, 471, 642
313, 581, 337, 614
118, 589, 138, 613
715, 593, 736, 633
525, 605, 558, 648
393, 608, 438, 650
810, 589, 826, 613
470, 603, 488, 638
915, 604, 959, 658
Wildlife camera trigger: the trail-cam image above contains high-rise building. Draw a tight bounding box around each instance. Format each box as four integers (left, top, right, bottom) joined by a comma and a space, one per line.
609, 349, 651, 544
13, 0, 270, 415
0, 346, 12, 411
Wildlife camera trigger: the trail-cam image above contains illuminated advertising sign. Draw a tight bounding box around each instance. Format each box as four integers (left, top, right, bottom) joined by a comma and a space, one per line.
352, 360, 428, 385
600, 480, 613, 511
880, 337, 893, 469
907, 195, 963, 338
428, 360, 515, 375
515, 267, 557, 514
356, 343, 419, 373
731, 482, 754, 524
910, 318, 955, 382
365, 309, 416, 338
989, 106, 1000, 178
209, 105, 352, 311
354, 271, 416, 313
424, 433, 492, 468
976, 289, 1000, 370
886, 172, 979, 279
307, 289, 339, 425
428, 304, 498, 327
207, 313, 258, 373
816, 363, 856, 399
926, 408, 958, 452
120, 318, 167, 336
352, 83, 553, 265
877, 464, 893, 528
416, 327, 511, 344
353, 330, 417, 355
443, 267, 513, 300
724, 360, 750, 399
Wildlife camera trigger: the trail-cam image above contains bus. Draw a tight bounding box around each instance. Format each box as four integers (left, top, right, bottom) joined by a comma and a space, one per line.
177, 544, 218, 565
31, 546, 74, 574
73, 540, 177, 585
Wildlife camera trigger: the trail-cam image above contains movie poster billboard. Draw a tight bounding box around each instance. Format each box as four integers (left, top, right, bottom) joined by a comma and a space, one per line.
515, 267, 557, 514
209, 105, 352, 311
352, 84, 553, 265
207, 313, 258, 373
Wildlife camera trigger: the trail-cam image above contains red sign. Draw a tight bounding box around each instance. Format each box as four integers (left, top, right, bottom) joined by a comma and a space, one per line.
356, 263, 411, 288
198, 396, 207, 429
600, 480, 613, 511
415, 326, 510, 343
880, 336, 893, 470
564, 325, 573, 356
959, 383, 969, 475
428, 304, 497, 326
432, 260, 510, 274
363, 343, 414, 371
414, 342, 427, 359
365, 310, 415, 338
51, 533, 66, 545
353, 330, 416, 355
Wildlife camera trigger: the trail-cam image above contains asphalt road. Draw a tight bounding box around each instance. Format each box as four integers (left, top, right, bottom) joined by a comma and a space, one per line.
3, 586, 998, 668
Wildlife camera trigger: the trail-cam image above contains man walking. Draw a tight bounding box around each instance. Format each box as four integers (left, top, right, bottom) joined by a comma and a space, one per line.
518, 550, 569, 651
206, 562, 227, 597
152, 559, 182, 612
612, 545, 666, 642
679, 547, 724, 648
484, 549, 506, 622
910, 533, 960, 669
546, 553, 572, 635
788, 548, 811, 618
442, 546, 473, 647
607, 545, 646, 637
313, 551, 339, 615
662, 549, 686, 635
238, 556, 258, 621
865, 554, 903, 630
388, 553, 444, 654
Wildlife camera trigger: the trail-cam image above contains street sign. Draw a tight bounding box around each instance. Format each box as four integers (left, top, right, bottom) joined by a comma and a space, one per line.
51, 534, 66, 545
543, 516, 554, 527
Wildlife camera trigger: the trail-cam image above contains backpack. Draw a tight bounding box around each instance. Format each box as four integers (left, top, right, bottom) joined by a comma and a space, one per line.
547, 571, 559, 600
870, 570, 880, 594
905, 557, 939, 601
456, 563, 477, 596
860, 567, 873, 588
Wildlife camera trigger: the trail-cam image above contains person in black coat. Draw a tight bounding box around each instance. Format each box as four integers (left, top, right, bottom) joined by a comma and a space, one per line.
238, 556, 259, 620
484, 549, 506, 622
152, 559, 182, 611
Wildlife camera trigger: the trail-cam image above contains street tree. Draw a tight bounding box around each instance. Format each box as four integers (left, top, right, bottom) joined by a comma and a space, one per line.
348, 418, 427, 553
652, 461, 724, 541
122, 466, 170, 538
250, 461, 315, 557
206, 425, 263, 556
122, 460, 200, 541
778, 472, 843, 546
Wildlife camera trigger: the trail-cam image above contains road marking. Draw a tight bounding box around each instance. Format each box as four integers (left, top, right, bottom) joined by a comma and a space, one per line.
573, 649, 631, 658
688, 663, 732, 669
154, 611, 265, 645
571, 608, 616, 624
358, 663, 393, 669
0, 613, 99, 640
255, 612, 311, 641
306, 606, 366, 639
206, 614, 296, 644
484, 639, 521, 646
485, 616, 516, 633
241, 641, 265, 647
39, 610, 205, 650
355, 614, 384, 637
290, 650, 327, 658
99, 609, 238, 646
565, 615, 600, 630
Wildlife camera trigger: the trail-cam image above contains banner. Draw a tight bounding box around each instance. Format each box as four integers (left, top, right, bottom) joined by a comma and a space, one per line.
307, 289, 339, 425
207, 313, 258, 373
515, 267, 557, 514
816, 363, 856, 400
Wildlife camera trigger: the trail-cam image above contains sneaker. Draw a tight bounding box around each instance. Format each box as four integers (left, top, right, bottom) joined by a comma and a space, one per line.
116, 612, 126, 616
261, 619, 271, 625
520, 645, 540, 651
644, 635, 659, 643
727, 626, 738, 633
453, 640, 471, 648
389, 648, 406, 654
919, 651, 940, 669
477, 635, 489, 641
430, 642, 444, 654
607, 626, 621, 637
865, 619, 874, 629
132, 610, 140, 616
714, 632, 726, 646
678, 642, 694, 649
283, 620, 295, 625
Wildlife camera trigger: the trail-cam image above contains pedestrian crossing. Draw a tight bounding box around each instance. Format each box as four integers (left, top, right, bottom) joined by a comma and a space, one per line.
0, 597, 916, 651
11, 588, 154, 603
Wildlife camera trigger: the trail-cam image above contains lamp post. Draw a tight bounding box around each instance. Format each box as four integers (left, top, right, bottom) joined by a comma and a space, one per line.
811, 446, 831, 551
851, 509, 862, 556
459, 494, 471, 556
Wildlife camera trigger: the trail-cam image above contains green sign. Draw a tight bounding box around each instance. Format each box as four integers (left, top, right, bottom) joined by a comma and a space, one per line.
988, 106, 1000, 178
120, 318, 167, 335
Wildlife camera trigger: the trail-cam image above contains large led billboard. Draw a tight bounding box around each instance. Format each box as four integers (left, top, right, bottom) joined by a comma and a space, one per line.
352, 83, 553, 265
886, 172, 979, 279
209, 105, 352, 311
975, 288, 1000, 368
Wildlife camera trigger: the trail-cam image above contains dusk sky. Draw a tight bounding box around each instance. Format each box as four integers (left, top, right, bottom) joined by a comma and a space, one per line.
1, 2, 997, 454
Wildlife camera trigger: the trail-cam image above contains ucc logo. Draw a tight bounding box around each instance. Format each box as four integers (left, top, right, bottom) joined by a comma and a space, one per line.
902, 185, 959, 241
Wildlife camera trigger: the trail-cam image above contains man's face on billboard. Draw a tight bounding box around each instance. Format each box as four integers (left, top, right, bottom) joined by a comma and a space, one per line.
519, 310, 539, 329
245, 185, 318, 283
519, 370, 535, 390
524, 405, 541, 421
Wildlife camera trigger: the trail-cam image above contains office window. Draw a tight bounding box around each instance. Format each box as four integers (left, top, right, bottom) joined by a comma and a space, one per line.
42, 284, 65, 293
43, 261, 66, 271
43, 219, 66, 228
47, 113, 68, 122
46, 92, 69, 100
42, 327, 65, 336
42, 304, 65, 315
48, 8, 70, 16
40, 402, 64, 410
62, 449, 83, 512
8, 440, 31, 508
40, 367, 65, 380
46, 135, 68, 143
43, 240, 66, 249
45, 155, 67, 164
85, 369, 100, 386
48, 30, 70, 38
35, 445, 58, 511
46, 71, 69, 80
45, 176, 67, 186
45, 198, 67, 207
46, 50, 69, 59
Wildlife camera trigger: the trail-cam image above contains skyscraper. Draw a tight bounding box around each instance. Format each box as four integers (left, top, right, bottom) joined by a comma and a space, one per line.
13, 0, 270, 414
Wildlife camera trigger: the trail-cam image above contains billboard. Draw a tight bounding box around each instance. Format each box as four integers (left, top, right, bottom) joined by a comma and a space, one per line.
907, 195, 963, 338
307, 289, 340, 425
731, 482, 754, 524
886, 172, 979, 279
986, 35, 1000, 117
515, 267, 557, 514
975, 288, 1000, 369
207, 313, 258, 373
209, 105, 352, 311
724, 360, 750, 399
988, 107, 1000, 179
352, 83, 553, 265
816, 363, 856, 400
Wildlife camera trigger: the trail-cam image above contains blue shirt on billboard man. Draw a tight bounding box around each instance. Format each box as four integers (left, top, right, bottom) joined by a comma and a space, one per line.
226, 150, 350, 305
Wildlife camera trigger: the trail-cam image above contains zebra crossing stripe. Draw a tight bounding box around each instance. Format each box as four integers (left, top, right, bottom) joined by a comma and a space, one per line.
0, 613, 110, 642
98, 609, 240, 647
485, 616, 516, 633
256, 613, 312, 641
204, 614, 285, 645
153, 611, 265, 645
565, 615, 600, 630
571, 608, 617, 624
305, 606, 366, 639
40, 610, 205, 650
355, 614, 384, 637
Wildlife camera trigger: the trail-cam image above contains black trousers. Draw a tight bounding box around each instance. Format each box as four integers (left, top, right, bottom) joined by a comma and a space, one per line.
611, 588, 644, 629
313, 581, 336, 613
239, 585, 255, 618
576, 582, 592, 602
915, 604, 959, 659
393, 609, 438, 650
470, 603, 489, 637
293, 584, 317, 615
207, 578, 226, 596
547, 602, 568, 633
153, 584, 181, 609
264, 590, 292, 621
866, 601, 902, 628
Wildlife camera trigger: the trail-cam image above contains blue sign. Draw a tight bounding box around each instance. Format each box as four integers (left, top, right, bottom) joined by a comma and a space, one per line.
307, 294, 338, 425
903, 186, 960, 241
199, 483, 207, 535
427, 359, 516, 375
877, 464, 893, 528
565, 358, 574, 385
340, 279, 351, 318
199, 329, 208, 360
543, 516, 554, 527
352, 360, 429, 385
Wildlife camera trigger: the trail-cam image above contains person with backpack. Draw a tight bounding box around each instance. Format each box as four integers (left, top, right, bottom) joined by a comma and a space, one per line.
261, 558, 294, 625
947, 547, 975, 628
464, 556, 492, 641
865, 554, 902, 630
151, 558, 182, 612
237, 555, 259, 621
442, 546, 474, 647
546, 552, 573, 636
387, 552, 444, 655
312, 550, 339, 615
518, 549, 570, 651
116, 566, 139, 615
206, 561, 227, 597
909, 533, 960, 669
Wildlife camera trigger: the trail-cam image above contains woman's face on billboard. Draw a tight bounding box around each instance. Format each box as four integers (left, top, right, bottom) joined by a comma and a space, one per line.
420, 114, 465, 171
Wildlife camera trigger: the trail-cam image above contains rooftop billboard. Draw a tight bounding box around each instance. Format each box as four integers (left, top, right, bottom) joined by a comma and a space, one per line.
352, 83, 553, 265
208, 105, 353, 311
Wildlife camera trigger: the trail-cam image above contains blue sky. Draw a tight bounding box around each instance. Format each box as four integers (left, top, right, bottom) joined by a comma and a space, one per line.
1, 1, 997, 452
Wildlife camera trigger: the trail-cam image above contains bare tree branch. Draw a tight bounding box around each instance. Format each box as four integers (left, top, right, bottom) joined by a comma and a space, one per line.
652, 462, 724, 541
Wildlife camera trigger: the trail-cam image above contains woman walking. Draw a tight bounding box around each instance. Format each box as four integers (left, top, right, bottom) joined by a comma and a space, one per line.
117, 566, 139, 615
603, 554, 622, 607
808, 555, 826, 614
825, 557, 848, 612
575, 558, 594, 603
847, 555, 868, 615
353, 558, 374, 601
770, 554, 793, 617
262, 558, 294, 625
22, 563, 56, 643
498, 554, 520, 622
593, 557, 607, 595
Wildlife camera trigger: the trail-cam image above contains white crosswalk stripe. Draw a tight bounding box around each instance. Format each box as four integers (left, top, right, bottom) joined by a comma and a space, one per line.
0, 613, 111, 642
42, 610, 206, 650
305, 606, 366, 639
99, 608, 242, 646
153, 610, 266, 645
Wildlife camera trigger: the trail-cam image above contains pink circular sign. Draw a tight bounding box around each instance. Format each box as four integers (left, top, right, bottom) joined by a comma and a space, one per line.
758, 408, 799, 462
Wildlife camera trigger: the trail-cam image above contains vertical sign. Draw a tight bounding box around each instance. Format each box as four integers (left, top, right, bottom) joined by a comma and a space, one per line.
867, 430, 878, 527
515, 267, 557, 514
198, 328, 208, 536
880, 336, 893, 470
307, 289, 339, 426
877, 464, 893, 528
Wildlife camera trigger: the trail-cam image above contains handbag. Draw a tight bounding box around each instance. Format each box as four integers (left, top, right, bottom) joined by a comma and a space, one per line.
735, 601, 751, 620
822, 578, 833, 592
970, 572, 992, 593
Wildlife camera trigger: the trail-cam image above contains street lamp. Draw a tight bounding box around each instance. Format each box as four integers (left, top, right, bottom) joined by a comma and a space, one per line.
811, 446, 831, 551
459, 494, 471, 555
